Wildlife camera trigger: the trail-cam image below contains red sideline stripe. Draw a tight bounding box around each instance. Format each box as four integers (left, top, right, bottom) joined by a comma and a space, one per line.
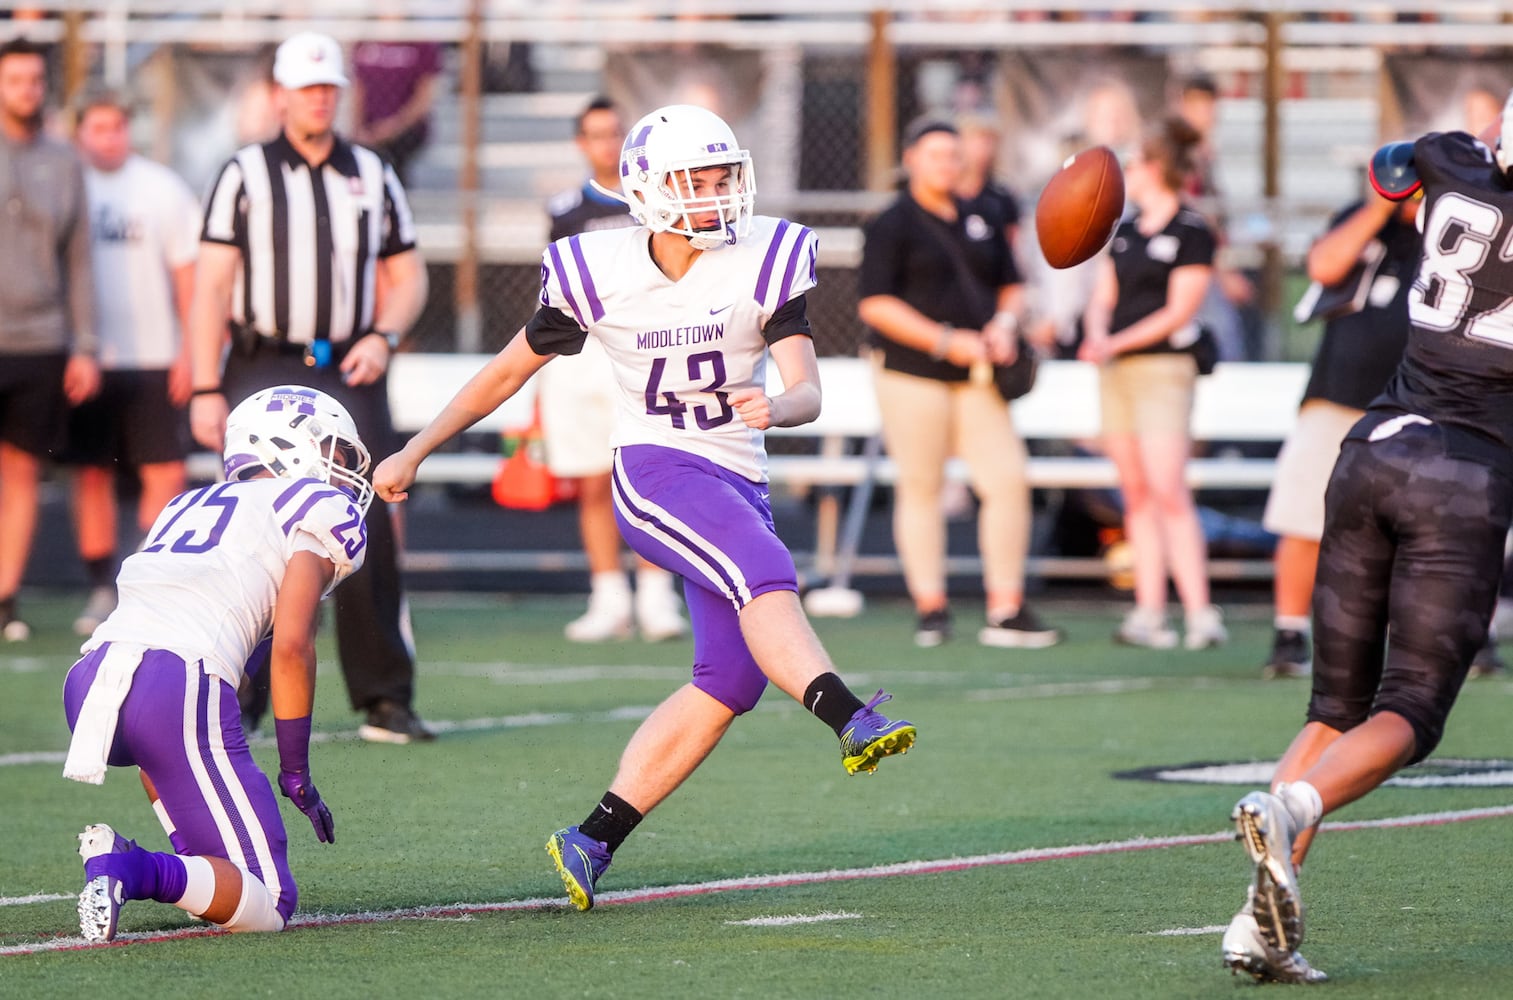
7, 802, 1512, 957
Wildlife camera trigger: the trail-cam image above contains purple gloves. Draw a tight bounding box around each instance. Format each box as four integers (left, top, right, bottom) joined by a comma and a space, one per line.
275, 716, 335, 844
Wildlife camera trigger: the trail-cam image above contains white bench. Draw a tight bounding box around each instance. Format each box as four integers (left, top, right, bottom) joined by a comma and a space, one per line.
190, 355, 1308, 580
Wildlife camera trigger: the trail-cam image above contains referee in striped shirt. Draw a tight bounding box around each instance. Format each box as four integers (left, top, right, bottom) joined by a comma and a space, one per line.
188, 32, 433, 744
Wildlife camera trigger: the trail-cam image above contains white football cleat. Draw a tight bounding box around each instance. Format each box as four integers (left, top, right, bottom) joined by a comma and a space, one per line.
1233, 790, 1305, 953
1222, 904, 1327, 984
1184, 605, 1229, 650
634, 583, 687, 643
564, 594, 634, 643
1114, 607, 1178, 650
77, 824, 131, 942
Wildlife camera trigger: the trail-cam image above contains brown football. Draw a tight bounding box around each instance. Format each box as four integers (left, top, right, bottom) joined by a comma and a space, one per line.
1034, 146, 1125, 269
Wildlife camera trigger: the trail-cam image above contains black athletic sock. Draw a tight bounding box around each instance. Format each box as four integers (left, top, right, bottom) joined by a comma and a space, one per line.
0, 595, 14, 619
84, 555, 117, 590
579, 791, 642, 852
803, 673, 866, 736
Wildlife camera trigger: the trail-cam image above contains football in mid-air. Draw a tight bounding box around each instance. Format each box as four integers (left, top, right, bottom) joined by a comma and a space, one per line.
1034, 146, 1125, 269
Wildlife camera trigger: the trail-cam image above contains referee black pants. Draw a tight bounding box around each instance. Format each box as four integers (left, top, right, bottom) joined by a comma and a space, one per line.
224, 349, 416, 712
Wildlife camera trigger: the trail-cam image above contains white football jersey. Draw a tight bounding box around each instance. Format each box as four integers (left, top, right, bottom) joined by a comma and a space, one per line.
539, 215, 819, 481
85, 155, 201, 369
87, 478, 367, 687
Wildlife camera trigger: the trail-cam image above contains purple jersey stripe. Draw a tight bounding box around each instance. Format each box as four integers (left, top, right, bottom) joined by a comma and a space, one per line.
611, 461, 744, 604
273, 477, 330, 512
568, 235, 606, 323
754, 218, 792, 306
546, 241, 587, 328
280, 487, 346, 537
196, 668, 265, 881
775, 226, 813, 308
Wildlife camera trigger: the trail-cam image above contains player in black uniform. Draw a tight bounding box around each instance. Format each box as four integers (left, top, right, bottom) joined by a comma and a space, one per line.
1221, 120, 1513, 983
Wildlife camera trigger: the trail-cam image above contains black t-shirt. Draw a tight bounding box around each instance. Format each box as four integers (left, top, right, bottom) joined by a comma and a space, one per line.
1371, 130, 1513, 464
959, 178, 1021, 233
858, 190, 1021, 381
546, 182, 636, 243
1109, 207, 1216, 357
1301, 202, 1420, 410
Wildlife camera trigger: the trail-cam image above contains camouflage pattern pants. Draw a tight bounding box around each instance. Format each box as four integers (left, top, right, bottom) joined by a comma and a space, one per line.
1309, 420, 1513, 763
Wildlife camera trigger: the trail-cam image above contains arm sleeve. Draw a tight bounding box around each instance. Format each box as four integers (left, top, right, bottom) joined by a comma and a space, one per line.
858, 211, 906, 298
285, 489, 367, 594
762, 293, 812, 346
201, 157, 246, 247
64, 156, 97, 356
164, 172, 203, 269
379, 163, 419, 257
1174, 219, 1218, 268
525, 304, 588, 356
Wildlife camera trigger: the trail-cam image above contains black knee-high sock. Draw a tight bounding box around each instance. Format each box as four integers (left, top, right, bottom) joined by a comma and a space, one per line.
579, 791, 642, 852
84, 555, 117, 589
803, 673, 866, 736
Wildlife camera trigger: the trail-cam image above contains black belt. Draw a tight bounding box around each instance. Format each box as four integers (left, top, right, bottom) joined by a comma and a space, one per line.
230, 324, 354, 369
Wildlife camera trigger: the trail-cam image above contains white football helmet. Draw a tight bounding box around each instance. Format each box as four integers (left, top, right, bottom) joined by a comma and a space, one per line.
1497, 88, 1513, 175
617, 104, 755, 250
222, 385, 373, 513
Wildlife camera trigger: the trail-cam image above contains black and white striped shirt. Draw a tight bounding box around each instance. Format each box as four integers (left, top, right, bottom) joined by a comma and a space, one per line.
201, 132, 417, 346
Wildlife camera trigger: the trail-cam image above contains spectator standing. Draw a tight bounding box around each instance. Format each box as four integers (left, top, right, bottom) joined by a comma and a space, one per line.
1080, 117, 1227, 651
65, 89, 201, 637
188, 32, 433, 744
0, 37, 99, 641
1261, 192, 1420, 678
857, 120, 1061, 650
349, 33, 443, 186
539, 97, 686, 643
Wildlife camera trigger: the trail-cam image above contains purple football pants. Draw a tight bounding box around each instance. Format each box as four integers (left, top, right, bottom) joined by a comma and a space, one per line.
63, 645, 297, 919
611, 444, 799, 714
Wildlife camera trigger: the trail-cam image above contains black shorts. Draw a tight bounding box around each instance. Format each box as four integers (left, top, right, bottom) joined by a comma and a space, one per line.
61, 369, 190, 467
222, 349, 397, 458
0, 352, 69, 457
1308, 419, 1513, 762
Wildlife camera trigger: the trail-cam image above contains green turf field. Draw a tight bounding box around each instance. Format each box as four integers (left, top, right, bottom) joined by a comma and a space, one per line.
3, 591, 1510, 998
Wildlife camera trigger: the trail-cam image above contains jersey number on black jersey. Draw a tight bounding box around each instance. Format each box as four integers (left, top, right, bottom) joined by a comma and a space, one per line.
1411, 192, 1513, 347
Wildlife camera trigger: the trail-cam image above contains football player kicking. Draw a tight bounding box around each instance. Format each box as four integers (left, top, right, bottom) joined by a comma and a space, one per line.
373, 104, 917, 911
1222, 103, 1513, 983
62, 386, 370, 941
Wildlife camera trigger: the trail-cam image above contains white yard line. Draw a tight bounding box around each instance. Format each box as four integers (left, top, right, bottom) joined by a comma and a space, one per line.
0, 894, 70, 907
725, 911, 863, 927
6, 802, 1512, 956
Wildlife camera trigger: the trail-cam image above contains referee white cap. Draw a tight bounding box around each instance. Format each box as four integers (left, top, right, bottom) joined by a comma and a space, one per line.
273, 31, 349, 90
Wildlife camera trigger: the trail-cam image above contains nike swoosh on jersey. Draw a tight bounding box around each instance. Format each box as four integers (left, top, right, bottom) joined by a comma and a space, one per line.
709, 303, 733, 316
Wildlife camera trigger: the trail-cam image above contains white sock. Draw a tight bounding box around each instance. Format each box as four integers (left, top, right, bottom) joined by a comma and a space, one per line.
1275, 615, 1311, 633
175, 856, 284, 932
590, 570, 631, 597
1275, 780, 1324, 831
635, 566, 676, 598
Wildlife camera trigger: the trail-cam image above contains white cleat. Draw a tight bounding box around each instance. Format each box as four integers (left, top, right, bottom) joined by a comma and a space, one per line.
77, 824, 129, 942
1222, 906, 1328, 984
1233, 791, 1305, 953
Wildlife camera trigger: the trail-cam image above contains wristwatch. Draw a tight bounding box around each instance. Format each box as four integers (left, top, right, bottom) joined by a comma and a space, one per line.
373, 330, 402, 352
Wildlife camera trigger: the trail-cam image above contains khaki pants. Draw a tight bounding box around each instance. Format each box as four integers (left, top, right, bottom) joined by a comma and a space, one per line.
873, 362, 1031, 601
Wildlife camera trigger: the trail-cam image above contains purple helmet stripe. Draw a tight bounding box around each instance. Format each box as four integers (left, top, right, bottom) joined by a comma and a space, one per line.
775, 226, 814, 307
753, 218, 791, 305
568, 235, 606, 324
546, 241, 587, 328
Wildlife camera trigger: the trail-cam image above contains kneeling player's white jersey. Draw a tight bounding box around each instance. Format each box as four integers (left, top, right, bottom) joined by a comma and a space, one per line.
87, 478, 367, 686
540, 214, 819, 482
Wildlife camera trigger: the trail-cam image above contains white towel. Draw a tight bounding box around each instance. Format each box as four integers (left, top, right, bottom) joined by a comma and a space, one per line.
63, 642, 147, 785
